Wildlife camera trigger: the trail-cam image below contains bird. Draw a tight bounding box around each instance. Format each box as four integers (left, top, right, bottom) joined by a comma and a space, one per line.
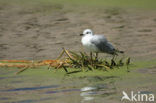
80, 29, 124, 60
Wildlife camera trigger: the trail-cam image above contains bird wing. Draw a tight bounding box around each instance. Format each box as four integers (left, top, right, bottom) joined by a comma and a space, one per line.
91, 35, 116, 54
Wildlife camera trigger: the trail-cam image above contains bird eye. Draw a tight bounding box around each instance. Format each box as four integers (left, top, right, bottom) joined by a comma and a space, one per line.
87, 32, 90, 34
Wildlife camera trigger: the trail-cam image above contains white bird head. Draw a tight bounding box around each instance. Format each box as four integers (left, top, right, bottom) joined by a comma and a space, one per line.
80, 29, 93, 36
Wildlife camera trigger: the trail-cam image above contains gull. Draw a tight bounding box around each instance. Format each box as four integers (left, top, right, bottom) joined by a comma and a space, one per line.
80, 29, 123, 60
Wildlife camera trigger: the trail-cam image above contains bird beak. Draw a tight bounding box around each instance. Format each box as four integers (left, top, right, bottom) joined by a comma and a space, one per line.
80, 34, 84, 36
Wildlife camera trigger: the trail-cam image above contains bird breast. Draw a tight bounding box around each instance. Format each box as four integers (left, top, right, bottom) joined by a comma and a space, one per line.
81, 35, 99, 52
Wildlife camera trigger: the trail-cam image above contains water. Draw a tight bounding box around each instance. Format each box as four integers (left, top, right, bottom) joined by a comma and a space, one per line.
0, 68, 116, 103
2, 85, 59, 92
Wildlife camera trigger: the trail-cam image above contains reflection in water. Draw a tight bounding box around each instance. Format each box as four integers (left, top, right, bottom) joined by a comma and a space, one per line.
0, 77, 115, 103
81, 87, 96, 92
83, 97, 94, 101
80, 86, 96, 103
80, 84, 115, 103
80, 92, 94, 103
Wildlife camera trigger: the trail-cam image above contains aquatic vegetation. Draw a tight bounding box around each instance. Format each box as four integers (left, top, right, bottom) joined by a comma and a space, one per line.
0, 48, 130, 74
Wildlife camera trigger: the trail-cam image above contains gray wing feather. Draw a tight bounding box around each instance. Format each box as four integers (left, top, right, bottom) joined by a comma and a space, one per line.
91, 35, 116, 54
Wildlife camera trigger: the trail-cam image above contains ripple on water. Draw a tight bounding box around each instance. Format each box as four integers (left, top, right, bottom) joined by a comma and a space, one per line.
2, 85, 59, 92
16, 97, 55, 103
46, 88, 80, 94
0, 97, 10, 100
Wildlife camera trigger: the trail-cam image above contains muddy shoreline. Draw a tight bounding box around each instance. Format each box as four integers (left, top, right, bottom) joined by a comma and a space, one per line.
0, 2, 156, 60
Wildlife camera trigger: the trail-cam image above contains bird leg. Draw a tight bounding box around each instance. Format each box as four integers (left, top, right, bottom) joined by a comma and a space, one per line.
90, 52, 93, 65
95, 52, 98, 61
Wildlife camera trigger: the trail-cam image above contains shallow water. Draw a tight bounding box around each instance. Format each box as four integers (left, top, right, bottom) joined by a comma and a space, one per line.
2, 85, 59, 92
0, 68, 117, 103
